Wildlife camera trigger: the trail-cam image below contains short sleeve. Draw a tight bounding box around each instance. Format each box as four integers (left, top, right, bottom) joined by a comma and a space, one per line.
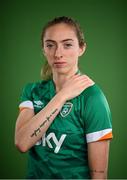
84, 87, 113, 143
19, 83, 34, 111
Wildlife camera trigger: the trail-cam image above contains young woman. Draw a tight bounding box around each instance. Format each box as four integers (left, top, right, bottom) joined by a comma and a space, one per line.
15, 16, 113, 179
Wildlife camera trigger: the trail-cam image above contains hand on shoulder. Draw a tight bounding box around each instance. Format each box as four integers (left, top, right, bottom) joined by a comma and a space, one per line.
59, 74, 95, 101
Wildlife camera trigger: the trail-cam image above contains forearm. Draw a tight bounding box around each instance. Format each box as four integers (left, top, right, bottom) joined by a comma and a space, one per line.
15, 92, 66, 152
88, 141, 110, 179
90, 169, 107, 179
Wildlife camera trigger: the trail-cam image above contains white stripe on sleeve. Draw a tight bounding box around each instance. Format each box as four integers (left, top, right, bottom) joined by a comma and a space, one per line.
19, 100, 34, 109
86, 128, 112, 143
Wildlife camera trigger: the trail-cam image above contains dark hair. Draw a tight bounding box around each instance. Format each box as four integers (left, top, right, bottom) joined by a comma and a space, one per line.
41, 16, 85, 80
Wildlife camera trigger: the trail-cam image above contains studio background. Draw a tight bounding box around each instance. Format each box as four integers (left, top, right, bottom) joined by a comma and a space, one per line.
1, 0, 127, 178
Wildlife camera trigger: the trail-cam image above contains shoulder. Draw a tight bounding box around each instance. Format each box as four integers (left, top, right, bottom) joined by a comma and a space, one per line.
81, 83, 105, 99
81, 83, 111, 118
80, 82, 110, 109
22, 80, 51, 92
20, 80, 51, 99
78, 73, 104, 98
19, 79, 51, 102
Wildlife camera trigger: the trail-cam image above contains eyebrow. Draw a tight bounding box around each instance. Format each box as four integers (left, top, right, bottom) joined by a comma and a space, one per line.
45, 39, 74, 43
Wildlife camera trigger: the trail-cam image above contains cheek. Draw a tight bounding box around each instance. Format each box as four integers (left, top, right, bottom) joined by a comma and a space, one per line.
66, 50, 79, 62
44, 51, 54, 64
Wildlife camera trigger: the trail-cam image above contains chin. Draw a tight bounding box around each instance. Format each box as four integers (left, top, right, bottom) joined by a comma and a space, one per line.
56, 68, 76, 76
53, 67, 69, 74
56, 69, 68, 75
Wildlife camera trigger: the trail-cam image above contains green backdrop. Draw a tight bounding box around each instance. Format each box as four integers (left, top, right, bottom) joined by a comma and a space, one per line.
1, 0, 127, 178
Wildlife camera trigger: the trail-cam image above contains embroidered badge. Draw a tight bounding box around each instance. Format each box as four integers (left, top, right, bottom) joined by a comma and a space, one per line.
60, 102, 73, 117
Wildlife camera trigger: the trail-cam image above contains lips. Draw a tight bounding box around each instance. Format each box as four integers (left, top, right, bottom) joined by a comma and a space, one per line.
54, 62, 66, 64
54, 62, 67, 68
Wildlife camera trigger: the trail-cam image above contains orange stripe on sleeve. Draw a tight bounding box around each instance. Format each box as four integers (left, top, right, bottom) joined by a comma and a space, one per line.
98, 132, 113, 141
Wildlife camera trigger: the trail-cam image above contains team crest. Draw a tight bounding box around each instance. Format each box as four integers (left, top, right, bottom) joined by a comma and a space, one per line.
60, 102, 73, 117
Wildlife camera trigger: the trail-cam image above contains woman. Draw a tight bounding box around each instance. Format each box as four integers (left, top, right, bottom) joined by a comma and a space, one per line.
15, 16, 113, 179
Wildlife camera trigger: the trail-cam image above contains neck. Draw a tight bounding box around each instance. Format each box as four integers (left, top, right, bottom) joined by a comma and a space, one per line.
52, 68, 79, 92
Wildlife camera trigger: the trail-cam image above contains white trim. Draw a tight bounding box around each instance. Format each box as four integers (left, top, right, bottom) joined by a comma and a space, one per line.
19, 100, 34, 109
86, 128, 112, 143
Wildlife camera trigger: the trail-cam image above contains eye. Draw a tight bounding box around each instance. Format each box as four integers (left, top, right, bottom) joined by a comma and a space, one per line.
47, 44, 53, 47
64, 43, 73, 49
46, 44, 54, 48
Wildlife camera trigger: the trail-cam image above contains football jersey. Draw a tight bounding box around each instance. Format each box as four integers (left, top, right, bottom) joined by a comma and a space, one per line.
19, 79, 113, 179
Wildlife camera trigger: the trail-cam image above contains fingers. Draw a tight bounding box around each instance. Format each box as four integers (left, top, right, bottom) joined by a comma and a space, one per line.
62, 74, 95, 92
61, 74, 95, 101
73, 74, 95, 85
74, 74, 95, 91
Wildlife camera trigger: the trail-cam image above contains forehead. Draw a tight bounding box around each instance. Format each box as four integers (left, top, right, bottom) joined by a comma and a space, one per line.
44, 23, 77, 42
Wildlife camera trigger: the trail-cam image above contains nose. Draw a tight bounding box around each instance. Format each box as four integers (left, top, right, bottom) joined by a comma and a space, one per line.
54, 46, 63, 59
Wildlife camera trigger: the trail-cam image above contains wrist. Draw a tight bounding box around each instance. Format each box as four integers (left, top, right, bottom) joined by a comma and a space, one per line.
56, 91, 67, 104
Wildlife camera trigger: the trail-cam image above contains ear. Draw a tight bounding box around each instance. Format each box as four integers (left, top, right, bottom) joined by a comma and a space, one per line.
78, 43, 86, 57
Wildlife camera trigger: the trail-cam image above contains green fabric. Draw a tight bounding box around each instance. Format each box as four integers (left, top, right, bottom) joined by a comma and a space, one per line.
19, 79, 112, 179
81, 85, 112, 134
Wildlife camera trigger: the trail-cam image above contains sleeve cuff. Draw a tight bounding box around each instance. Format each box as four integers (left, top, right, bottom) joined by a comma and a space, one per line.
19, 100, 34, 111
86, 128, 113, 143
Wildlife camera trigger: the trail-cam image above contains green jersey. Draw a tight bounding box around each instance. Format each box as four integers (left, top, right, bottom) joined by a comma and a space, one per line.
19, 79, 113, 179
